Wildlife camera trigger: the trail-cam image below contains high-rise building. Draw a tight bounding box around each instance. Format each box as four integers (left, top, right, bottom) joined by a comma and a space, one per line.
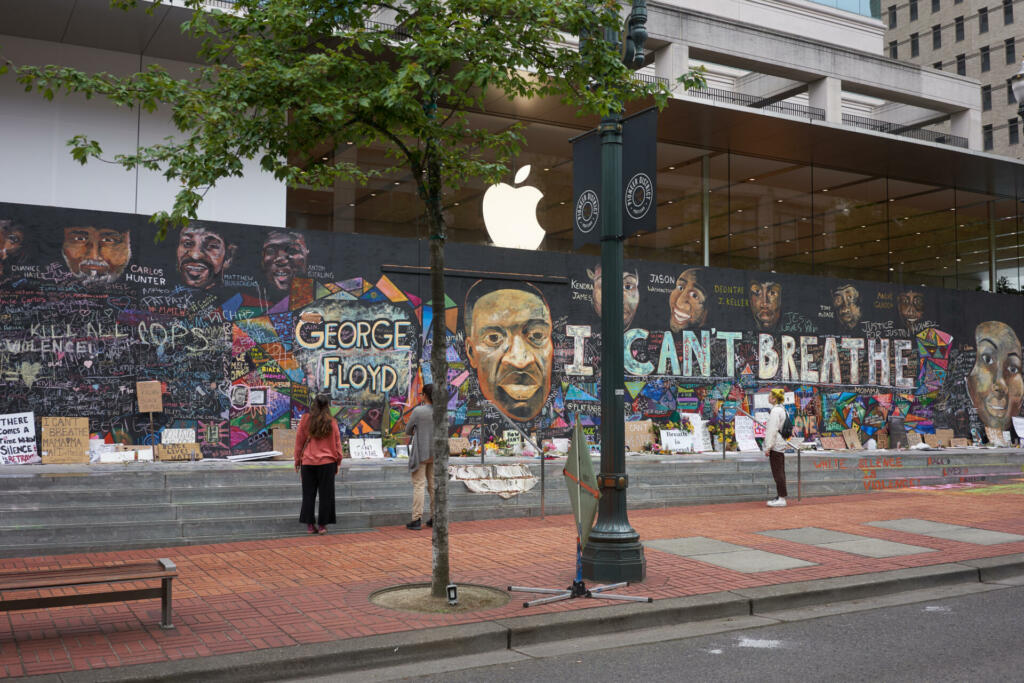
885, 0, 1024, 159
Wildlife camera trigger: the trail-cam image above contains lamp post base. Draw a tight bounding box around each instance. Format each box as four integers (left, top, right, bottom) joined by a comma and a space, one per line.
581, 538, 646, 583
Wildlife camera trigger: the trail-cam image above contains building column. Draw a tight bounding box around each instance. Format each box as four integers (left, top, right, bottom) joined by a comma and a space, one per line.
655, 42, 689, 96
808, 77, 842, 124
951, 109, 983, 151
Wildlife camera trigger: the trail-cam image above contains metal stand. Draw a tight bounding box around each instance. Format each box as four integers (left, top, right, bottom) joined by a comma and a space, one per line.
508, 539, 651, 607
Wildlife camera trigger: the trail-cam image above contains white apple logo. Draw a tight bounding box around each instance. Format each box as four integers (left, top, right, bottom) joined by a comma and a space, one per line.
481, 165, 546, 250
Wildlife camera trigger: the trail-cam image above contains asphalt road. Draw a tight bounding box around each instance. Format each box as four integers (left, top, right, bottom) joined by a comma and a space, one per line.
384, 584, 1024, 683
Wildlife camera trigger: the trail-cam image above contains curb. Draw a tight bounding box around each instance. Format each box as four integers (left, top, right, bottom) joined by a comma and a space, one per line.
30, 555, 1024, 683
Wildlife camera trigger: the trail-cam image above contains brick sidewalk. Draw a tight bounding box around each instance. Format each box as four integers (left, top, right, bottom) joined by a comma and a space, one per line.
1, 484, 1023, 678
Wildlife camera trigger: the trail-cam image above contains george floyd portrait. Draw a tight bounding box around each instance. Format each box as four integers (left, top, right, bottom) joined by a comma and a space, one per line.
587, 265, 639, 329
464, 281, 553, 422
832, 283, 862, 331
261, 229, 309, 296
176, 224, 236, 290
748, 278, 781, 331
967, 321, 1023, 431
0, 219, 27, 280
897, 289, 925, 330
62, 226, 131, 287
668, 268, 709, 332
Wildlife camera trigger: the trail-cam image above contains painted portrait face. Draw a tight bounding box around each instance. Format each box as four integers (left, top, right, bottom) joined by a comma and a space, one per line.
967, 321, 1023, 430
748, 280, 781, 330
897, 290, 925, 328
62, 226, 131, 286
466, 288, 553, 422
0, 222, 25, 278
588, 266, 640, 329
177, 226, 235, 290
668, 268, 708, 333
832, 284, 861, 331
261, 231, 309, 294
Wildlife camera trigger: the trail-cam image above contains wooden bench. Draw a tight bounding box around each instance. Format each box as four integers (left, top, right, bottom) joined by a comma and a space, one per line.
0, 558, 177, 629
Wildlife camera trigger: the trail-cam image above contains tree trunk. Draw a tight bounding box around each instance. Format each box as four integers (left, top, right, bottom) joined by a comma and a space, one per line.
426, 154, 450, 599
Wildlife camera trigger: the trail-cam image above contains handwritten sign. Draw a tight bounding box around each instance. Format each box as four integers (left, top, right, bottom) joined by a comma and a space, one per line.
40, 416, 89, 464
625, 420, 653, 452
876, 430, 889, 450
156, 443, 202, 461
162, 428, 196, 445
934, 429, 955, 447
842, 428, 863, 451
273, 428, 297, 461
923, 433, 940, 448
349, 437, 384, 459
733, 416, 760, 452
820, 435, 847, 450
950, 438, 971, 448
659, 429, 692, 453
502, 430, 522, 447
136, 381, 163, 413
1013, 417, 1024, 441
0, 412, 37, 464
103, 445, 154, 462
985, 427, 1010, 447
907, 431, 923, 446
448, 437, 472, 455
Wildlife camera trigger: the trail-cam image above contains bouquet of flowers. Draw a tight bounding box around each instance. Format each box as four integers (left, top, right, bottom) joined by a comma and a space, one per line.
678, 415, 693, 434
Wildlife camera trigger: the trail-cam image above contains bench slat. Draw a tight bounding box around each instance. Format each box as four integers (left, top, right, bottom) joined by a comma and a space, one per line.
0, 587, 164, 612
0, 562, 176, 591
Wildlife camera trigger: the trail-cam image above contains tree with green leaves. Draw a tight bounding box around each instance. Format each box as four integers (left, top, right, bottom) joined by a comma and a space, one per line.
4, 0, 704, 599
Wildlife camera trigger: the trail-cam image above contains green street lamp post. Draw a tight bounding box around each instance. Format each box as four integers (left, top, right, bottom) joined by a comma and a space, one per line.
581, 0, 649, 583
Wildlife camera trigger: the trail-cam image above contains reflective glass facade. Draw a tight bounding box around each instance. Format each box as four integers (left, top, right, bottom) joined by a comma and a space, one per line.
807, 0, 881, 19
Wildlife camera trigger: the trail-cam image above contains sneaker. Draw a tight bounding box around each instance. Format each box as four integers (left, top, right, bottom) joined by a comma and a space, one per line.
767, 497, 787, 507
426, 518, 433, 528
317, 525, 328, 534
406, 518, 422, 530
306, 524, 317, 534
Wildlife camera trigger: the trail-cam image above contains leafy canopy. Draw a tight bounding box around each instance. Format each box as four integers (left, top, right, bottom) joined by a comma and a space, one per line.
6, 0, 683, 237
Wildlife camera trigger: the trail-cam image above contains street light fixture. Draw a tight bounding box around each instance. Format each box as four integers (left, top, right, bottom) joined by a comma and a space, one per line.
580, 0, 650, 584
1011, 59, 1024, 121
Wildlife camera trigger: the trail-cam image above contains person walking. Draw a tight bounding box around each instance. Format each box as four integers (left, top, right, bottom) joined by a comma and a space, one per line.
405, 383, 435, 530
763, 387, 789, 508
294, 393, 344, 534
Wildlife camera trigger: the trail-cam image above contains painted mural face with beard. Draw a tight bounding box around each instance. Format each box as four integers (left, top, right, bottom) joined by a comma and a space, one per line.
176, 226, 235, 290
261, 230, 308, 295
62, 227, 131, 286
748, 280, 781, 331
466, 288, 553, 421
967, 321, 1024, 430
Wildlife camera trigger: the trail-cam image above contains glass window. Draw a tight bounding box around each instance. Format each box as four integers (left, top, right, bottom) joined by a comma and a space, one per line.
983, 124, 994, 151
888, 4, 897, 27
1009, 119, 1020, 145
932, 0, 940, 12
979, 7, 989, 33
1004, 0, 1014, 25
910, 0, 919, 21
934, 60, 943, 70
890, 41, 899, 59
982, 85, 992, 110
956, 54, 966, 75
911, 33, 920, 57
932, 24, 942, 50
955, 16, 964, 41
981, 46, 991, 72
1007, 37, 1017, 64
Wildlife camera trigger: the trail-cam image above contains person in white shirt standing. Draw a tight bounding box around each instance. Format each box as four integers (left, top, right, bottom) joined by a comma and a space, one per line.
763, 388, 789, 507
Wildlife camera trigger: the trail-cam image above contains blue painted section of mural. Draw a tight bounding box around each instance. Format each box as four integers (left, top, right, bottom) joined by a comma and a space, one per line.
0, 202, 1020, 458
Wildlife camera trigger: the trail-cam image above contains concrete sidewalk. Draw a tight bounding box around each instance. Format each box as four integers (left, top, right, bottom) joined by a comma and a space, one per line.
1, 482, 1024, 680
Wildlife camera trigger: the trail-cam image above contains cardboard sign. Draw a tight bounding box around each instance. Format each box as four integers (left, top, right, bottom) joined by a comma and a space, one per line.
448, 437, 472, 455
950, 438, 971, 448
162, 428, 196, 445
876, 430, 889, 450
733, 415, 760, 452
985, 427, 1010, 447
101, 445, 154, 463
136, 381, 163, 413
156, 443, 202, 461
0, 411, 37, 464
842, 428, 863, 450
934, 429, 955, 447
40, 416, 90, 464
625, 420, 653, 453
273, 428, 297, 461
820, 435, 847, 450
907, 431, 923, 446
923, 433, 940, 448
349, 438, 384, 459
1012, 417, 1024, 440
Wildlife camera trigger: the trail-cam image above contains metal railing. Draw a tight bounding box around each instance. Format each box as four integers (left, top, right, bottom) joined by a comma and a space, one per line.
842, 113, 968, 148
631, 72, 670, 86
686, 86, 825, 121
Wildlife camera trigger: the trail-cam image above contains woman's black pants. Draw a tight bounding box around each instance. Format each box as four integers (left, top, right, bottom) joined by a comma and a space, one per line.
768, 450, 788, 498
299, 463, 337, 525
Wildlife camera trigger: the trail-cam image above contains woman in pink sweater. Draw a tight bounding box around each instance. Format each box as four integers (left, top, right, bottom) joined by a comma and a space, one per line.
294, 394, 344, 534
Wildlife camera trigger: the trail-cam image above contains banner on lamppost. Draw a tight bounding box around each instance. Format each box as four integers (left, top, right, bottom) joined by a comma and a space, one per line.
621, 108, 658, 238
572, 129, 602, 250
572, 108, 658, 249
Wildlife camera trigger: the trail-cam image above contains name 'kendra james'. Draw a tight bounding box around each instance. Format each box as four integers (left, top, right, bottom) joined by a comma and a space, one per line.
623, 329, 916, 389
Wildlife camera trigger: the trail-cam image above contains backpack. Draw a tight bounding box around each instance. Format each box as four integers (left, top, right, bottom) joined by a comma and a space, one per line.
779, 412, 793, 439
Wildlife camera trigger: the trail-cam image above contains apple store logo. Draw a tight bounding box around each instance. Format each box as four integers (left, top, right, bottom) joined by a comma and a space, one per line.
625, 173, 653, 220
575, 190, 600, 234
481, 165, 546, 250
